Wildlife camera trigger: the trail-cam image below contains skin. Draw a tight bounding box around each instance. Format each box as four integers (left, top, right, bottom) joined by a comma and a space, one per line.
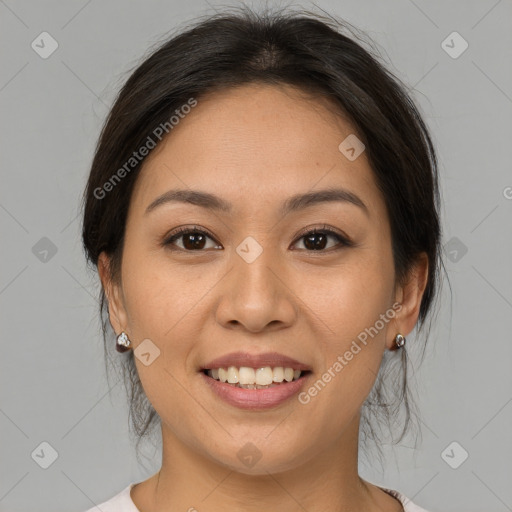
99, 83, 428, 512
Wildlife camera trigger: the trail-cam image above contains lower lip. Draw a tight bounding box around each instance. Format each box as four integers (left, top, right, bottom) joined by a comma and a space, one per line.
200, 372, 310, 410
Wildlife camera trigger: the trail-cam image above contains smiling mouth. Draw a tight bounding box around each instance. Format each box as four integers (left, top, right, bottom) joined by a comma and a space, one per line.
202, 366, 311, 389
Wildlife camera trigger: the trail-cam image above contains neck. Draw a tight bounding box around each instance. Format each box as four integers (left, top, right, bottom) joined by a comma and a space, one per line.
131, 413, 402, 512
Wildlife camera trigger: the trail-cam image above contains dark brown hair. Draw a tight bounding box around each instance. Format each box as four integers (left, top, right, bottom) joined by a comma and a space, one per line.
81, 5, 445, 462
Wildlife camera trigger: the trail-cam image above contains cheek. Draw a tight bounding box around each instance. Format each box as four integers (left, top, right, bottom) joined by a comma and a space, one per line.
299, 248, 395, 411
121, 245, 196, 336
119, 253, 200, 417
308, 250, 394, 346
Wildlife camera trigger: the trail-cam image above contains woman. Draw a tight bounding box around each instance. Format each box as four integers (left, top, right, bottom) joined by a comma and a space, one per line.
82, 6, 443, 511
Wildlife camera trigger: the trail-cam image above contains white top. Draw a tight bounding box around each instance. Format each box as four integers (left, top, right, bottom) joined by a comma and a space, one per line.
84, 482, 431, 511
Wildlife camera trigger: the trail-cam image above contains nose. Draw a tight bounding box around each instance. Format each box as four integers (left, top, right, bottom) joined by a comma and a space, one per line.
215, 249, 298, 333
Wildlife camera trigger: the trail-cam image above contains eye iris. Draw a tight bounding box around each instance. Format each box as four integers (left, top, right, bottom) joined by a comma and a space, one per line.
169, 229, 340, 251
304, 232, 328, 250
183, 232, 206, 250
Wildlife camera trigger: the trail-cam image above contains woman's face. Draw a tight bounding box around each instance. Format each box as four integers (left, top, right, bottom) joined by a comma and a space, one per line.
100, 83, 425, 474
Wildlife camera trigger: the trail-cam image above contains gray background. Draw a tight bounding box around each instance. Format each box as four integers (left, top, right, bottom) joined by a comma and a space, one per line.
1, 0, 511, 511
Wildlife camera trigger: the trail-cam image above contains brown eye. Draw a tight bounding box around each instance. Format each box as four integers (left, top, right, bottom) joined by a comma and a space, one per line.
292, 227, 352, 251
163, 225, 352, 253
164, 227, 221, 251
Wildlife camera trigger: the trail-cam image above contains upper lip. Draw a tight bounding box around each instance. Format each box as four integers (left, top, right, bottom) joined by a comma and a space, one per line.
201, 351, 312, 371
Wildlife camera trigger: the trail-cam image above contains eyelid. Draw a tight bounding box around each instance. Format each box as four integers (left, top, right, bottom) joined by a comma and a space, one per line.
162, 224, 353, 251
163, 225, 220, 246
290, 224, 353, 248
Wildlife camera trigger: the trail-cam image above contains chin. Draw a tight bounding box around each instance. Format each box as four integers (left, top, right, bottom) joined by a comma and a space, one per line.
205, 436, 315, 476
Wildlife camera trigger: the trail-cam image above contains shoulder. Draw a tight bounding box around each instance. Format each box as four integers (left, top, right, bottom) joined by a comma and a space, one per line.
82, 483, 139, 512
379, 486, 431, 512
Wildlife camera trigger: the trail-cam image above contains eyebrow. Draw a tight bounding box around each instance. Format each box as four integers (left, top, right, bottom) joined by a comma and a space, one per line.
145, 187, 369, 217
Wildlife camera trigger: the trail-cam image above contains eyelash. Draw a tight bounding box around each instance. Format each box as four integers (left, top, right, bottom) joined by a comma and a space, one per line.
162, 224, 353, 253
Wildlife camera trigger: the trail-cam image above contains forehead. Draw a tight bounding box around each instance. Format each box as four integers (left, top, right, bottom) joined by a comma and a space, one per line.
131, 83, 384, 218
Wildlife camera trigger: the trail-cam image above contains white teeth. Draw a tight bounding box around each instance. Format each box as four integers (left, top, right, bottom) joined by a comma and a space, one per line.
206, 366, 304, 386
239, 367, 255, 384
227, 366, 239, 384
255, 367, 273, 385
273, 367, 284, 382
284, 368, 294, 382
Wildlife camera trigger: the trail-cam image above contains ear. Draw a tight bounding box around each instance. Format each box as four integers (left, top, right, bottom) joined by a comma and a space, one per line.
98, 251, 128, 334
386, 252, 429, 350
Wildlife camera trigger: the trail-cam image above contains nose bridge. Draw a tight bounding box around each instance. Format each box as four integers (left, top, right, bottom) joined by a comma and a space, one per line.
215, 235, 297, 331
233, 235, 281, 302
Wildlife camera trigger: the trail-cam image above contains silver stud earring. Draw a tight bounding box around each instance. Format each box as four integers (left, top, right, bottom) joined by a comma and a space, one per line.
394, 333, 406, 349
116, 332, 132, 353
